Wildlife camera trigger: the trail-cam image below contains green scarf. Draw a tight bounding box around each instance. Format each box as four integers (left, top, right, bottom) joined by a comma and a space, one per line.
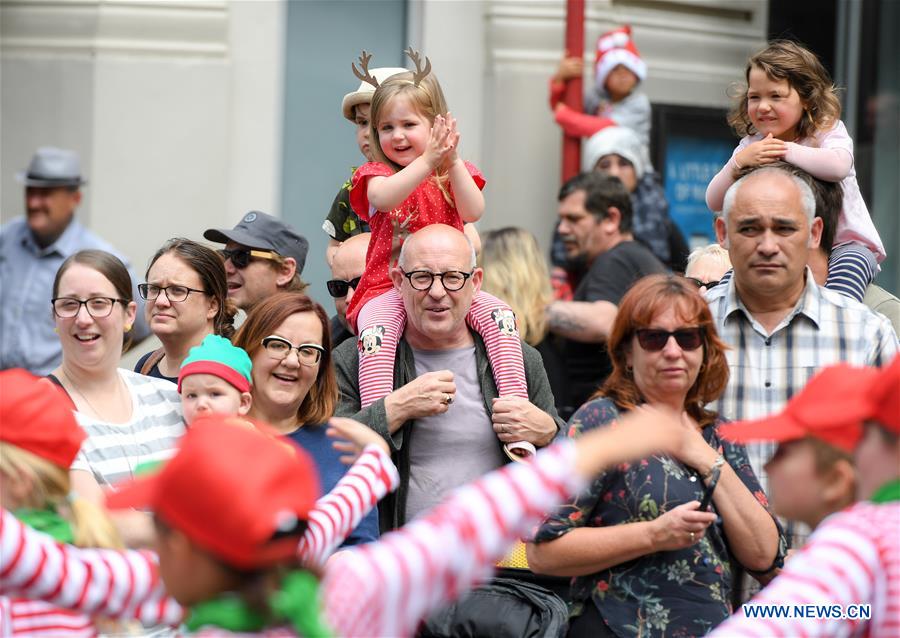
186, 570, 332, 637
15, 507, 74, 544
870, 478, 900, 504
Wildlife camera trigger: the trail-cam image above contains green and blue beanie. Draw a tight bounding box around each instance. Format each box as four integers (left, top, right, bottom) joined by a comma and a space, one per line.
178, 335, 252, 394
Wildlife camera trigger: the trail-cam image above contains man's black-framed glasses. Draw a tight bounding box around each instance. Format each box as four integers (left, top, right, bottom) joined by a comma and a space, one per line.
401, 269, 473, 292
219, 248, 281, 269
138, 284, 207, 302
326, 277, 362, 298
51, 297, 126, 318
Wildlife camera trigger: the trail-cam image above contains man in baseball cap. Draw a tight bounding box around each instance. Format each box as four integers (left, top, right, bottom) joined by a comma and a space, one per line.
0, 147, 149, 374
204, 211, 309, 313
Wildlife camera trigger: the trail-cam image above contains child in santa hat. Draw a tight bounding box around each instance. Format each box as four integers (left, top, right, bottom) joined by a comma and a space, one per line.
549, 25, 651, 150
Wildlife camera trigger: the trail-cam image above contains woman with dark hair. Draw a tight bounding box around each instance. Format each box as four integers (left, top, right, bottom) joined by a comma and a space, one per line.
233, 292, 377, 545
48, 249, 184, 546
528, 274, 784, 638
135, 238, 237, 383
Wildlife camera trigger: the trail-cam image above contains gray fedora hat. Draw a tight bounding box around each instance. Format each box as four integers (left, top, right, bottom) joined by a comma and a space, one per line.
16, 147, 88, 188
204, 211, 309, 274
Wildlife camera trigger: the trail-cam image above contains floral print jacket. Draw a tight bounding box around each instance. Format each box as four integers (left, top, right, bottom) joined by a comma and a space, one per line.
533, 398, 786, 637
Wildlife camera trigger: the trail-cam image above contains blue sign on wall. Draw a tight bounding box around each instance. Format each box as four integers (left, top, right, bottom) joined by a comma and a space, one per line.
664, 137, 734, 246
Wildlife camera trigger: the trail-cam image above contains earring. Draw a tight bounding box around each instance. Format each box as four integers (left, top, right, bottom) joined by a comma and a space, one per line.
124, 324, 132, 333
54, 327, 59, 334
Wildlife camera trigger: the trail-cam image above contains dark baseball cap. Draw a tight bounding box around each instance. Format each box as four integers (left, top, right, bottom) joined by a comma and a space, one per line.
204, 211, 308, 274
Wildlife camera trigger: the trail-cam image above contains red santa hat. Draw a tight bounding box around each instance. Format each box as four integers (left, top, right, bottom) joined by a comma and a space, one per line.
594, 25, 646, 90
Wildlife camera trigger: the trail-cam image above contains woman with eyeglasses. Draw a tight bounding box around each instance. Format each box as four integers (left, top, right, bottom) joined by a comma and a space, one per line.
48, 249, 184, 547
232, 292, 379, 545
134, 238, 237, 384
527, 274, 784, 638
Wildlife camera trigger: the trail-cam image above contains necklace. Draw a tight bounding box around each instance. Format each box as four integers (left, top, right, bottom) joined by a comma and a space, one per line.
60, 368, 108, 420
61, 368, 137, 478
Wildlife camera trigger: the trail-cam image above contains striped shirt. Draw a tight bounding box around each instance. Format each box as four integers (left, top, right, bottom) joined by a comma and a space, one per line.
0, 441, 583, 637
0, 445, 399, 637
707, 272, 898, 546
70, 370, 185, 488
711, 501, 900, 638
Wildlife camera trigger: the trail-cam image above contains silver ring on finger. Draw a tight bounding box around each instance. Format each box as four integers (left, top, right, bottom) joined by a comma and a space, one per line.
443, 393, 453, 405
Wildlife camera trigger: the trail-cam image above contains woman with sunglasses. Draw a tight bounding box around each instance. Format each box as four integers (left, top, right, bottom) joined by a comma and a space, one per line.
48, 250, 184, 547
233, 292, 379, 545
134, 238, 237, 383
528, 274, 783, 638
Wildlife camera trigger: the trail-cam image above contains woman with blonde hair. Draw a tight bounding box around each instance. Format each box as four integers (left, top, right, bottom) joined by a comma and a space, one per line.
480, 227, 566, 411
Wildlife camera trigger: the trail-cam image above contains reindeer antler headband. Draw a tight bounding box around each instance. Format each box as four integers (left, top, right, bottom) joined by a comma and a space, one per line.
351, 47, 432, 89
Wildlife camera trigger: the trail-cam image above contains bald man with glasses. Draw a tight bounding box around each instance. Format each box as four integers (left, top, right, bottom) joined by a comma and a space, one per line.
334, 225, 564, 531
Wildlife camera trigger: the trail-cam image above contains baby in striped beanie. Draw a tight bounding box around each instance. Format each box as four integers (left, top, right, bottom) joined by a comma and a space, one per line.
178, 334, 253, 426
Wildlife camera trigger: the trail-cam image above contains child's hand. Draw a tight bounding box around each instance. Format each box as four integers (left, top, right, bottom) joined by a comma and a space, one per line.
423, 114, 454, 170
554, 56, 583, 82
734, 133, 787, 170
327, 416, 390, 465
443, 114, 461, 165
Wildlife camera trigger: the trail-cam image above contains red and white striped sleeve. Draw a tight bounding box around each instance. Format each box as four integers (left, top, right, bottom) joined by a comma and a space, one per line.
710, 502, 900, 638
321, 439, 584, 638
297, 445, 399, 566
0, 510, 184, 628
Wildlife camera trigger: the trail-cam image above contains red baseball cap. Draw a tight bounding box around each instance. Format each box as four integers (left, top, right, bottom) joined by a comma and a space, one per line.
867, 355, 900, 434
719, 363, 882, 452
106, 415, 320, 569
0, 369, 85, 468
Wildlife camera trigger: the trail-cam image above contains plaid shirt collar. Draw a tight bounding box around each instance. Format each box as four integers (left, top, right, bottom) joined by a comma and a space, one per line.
719, 267, 822, 335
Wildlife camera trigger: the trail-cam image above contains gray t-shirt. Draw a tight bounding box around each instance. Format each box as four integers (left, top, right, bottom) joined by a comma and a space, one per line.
405, 345, 505, 521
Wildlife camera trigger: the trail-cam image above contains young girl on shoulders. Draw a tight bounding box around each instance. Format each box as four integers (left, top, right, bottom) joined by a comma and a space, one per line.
347, 49, 533, 460
706, 40, 885, 302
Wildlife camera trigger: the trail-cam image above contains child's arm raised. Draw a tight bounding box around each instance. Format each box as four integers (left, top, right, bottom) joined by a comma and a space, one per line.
783, 143, 852, 182
367, 115, 455, 212
444, 115, 485, 222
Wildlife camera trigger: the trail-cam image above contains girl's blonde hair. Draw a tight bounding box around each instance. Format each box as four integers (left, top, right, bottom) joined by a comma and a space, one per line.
479, 227, 552, 346
0, 443, 122, 549
369, 71, 453, 203
727, 40, 841, 140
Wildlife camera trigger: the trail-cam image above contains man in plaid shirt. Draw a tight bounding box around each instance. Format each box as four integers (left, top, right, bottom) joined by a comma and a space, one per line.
707, 166, 897, 554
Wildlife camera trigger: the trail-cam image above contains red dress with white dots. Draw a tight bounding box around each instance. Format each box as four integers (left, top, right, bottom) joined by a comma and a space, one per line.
346, 160, 483, 329
346, 160, 530, 417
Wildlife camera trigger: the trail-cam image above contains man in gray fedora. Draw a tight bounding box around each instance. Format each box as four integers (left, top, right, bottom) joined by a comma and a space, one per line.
0, 146, 149, 374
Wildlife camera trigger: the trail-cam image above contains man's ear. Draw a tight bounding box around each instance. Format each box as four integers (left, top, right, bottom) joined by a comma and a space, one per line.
275, 258, 298, 287
715, 216, 729, 249
471, 267, 483, 294
390, 266, 404, 291
604, 206, 622, 232
808, 216, 823, 250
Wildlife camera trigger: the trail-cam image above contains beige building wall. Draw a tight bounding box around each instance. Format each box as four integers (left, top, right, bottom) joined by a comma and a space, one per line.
2, 0, 766, 297
1, 0, 285, 271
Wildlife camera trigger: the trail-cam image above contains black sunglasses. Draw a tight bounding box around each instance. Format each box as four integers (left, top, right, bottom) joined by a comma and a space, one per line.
326, 277, 362, 298
219, 248, 280, 269
635, 328, 704, 352
686, 277, 721, 290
